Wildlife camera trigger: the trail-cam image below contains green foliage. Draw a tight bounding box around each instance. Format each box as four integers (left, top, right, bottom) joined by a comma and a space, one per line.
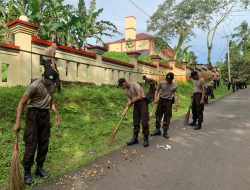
0, 0, 118, 49
103, 52, 129, 62
1, 64, 8, 82
0, 82, 229, 189
233, 21, 250, 55
147, 0, 219, 61
178, 47, 198, 66
138, 55, 152, 62
221, 20, 250, 81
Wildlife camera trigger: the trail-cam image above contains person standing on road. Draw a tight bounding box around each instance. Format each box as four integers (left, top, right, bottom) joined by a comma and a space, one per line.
13, 69, 60, 185
151, 72, 178, 139
209, 78, 215, 99
189, 71, 206, 130
117, 78, 150, 147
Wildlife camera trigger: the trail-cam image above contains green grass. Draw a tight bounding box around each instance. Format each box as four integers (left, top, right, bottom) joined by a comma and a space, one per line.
1, 64, 8, 82
0, 81, 229, 189
103, 52, 129, 62
138, 55, 152, 62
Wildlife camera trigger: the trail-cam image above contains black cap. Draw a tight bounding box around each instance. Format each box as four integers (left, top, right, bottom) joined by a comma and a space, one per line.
117, 78, 126, 88
166, 72, 174, 80
190, 70, 198, 78
44, 69, 58, 85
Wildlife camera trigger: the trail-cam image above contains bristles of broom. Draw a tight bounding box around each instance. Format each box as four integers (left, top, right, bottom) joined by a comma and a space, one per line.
183, 105, 191, 129
8, 133, 24, 190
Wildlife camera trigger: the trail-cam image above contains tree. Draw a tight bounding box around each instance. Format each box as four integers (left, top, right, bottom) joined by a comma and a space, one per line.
0, 0, 118, 50
205, 0, 249, 66
233, 21, 250, 55
73, 0, 118, 49
178, 46, 198, 66
147, 0, 219, 62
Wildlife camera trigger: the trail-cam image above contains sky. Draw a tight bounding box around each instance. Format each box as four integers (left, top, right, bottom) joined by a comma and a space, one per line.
64, 0, 250, 65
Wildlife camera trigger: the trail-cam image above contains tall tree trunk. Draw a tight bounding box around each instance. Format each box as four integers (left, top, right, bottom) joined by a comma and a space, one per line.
207, 45, 212, 66
174, 35, 185, 63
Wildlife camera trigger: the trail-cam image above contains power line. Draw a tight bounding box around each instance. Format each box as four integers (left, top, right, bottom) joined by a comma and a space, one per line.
128, 0, 151, 18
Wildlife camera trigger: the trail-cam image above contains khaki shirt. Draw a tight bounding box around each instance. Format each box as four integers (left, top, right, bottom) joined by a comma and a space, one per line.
157, 80, 177, 100
193, 78, 205, 94
125, 82, 144, 102
43, 46, 56, 61
25, 79, 55, 109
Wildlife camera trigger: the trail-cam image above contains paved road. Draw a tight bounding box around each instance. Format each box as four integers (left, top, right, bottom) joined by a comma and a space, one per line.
36, 88, 250, 190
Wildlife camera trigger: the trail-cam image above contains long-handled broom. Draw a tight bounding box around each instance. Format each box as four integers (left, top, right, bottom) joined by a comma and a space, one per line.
108, 105, 130, 145
183, 105, 191, 130
8, 132, 24, 190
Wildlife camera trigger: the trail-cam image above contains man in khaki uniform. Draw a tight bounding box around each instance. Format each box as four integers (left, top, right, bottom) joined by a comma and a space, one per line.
14, 69, 60, 185
189, 71, 206, 130
117, 78, 150, 147
151, 72, 178, 139
43, 42, 57, 70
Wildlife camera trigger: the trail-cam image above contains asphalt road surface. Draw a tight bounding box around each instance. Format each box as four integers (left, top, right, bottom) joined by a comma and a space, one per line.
36, 88, 250, 190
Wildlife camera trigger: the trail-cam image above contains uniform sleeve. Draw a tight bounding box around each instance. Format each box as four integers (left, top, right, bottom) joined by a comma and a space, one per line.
50, 48, 56, 58
24, 82, 37, 98
133, 83, 141, 91
155, 82, 160, 92
200, 79, 206, 88
173, 84, 177, 92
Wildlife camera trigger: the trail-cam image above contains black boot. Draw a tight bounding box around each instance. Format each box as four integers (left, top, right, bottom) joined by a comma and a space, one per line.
150, 128, 161, 136
189, 120, 197, 127
143, 135, 149, 147
24, 170, 33, 185
35, 166, 50, 178
163, 130, 170, 139
194, 123, 202, 130
126, 133, 139, 145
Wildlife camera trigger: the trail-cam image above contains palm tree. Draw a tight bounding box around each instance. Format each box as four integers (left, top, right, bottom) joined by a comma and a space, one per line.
233, 21, 250, 55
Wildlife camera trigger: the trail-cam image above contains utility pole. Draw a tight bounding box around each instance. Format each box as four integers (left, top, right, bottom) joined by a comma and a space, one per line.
222, 35, 233, 82
226, 36, 231, 82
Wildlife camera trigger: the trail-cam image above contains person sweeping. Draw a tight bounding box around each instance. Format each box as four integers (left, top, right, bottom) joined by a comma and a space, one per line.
117, 78, 150, 147
151, 72, 178, 139
13, 68, 60, 185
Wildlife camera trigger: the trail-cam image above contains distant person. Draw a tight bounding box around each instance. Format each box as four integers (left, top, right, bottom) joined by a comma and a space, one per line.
151, 72, 178, 139
42, 42, 57, 70
143, 75, 157, 103
42, 42, 61, 92
243, 78, 248, 89
209, 78, 215, 99
217, 75, 220, 87
232, 78, 236, 92
225, 78, 231, 91
189, 71, 206, 130
205, 84, 212, 104
117, 78, 150, 147
213, 77, 217, 90
13, 69, 60, 185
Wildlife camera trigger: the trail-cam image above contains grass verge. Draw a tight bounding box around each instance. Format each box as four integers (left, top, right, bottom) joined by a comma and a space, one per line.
0, 81, 229, 189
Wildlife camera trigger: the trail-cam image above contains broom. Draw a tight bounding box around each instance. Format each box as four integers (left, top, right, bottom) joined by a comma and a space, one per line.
183, 105, 191, 130
8, 132, 24, 190
108, 105, 130, 145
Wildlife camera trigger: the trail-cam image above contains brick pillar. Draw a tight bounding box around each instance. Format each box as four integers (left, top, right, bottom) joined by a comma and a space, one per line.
7, 17, 38, 86
127, 51, 140, 82
151, 55, 161, 81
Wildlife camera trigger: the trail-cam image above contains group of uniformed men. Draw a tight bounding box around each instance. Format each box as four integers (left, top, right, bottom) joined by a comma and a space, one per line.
117, 70, 206, 148
13, 41, 207, 185
225, 77, 248, 92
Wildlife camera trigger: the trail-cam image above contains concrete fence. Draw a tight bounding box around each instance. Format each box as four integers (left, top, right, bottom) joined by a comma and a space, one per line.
0, 19, 219, 87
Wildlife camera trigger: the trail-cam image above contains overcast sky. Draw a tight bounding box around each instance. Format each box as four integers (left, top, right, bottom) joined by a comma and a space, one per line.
64, 0, 250, 65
